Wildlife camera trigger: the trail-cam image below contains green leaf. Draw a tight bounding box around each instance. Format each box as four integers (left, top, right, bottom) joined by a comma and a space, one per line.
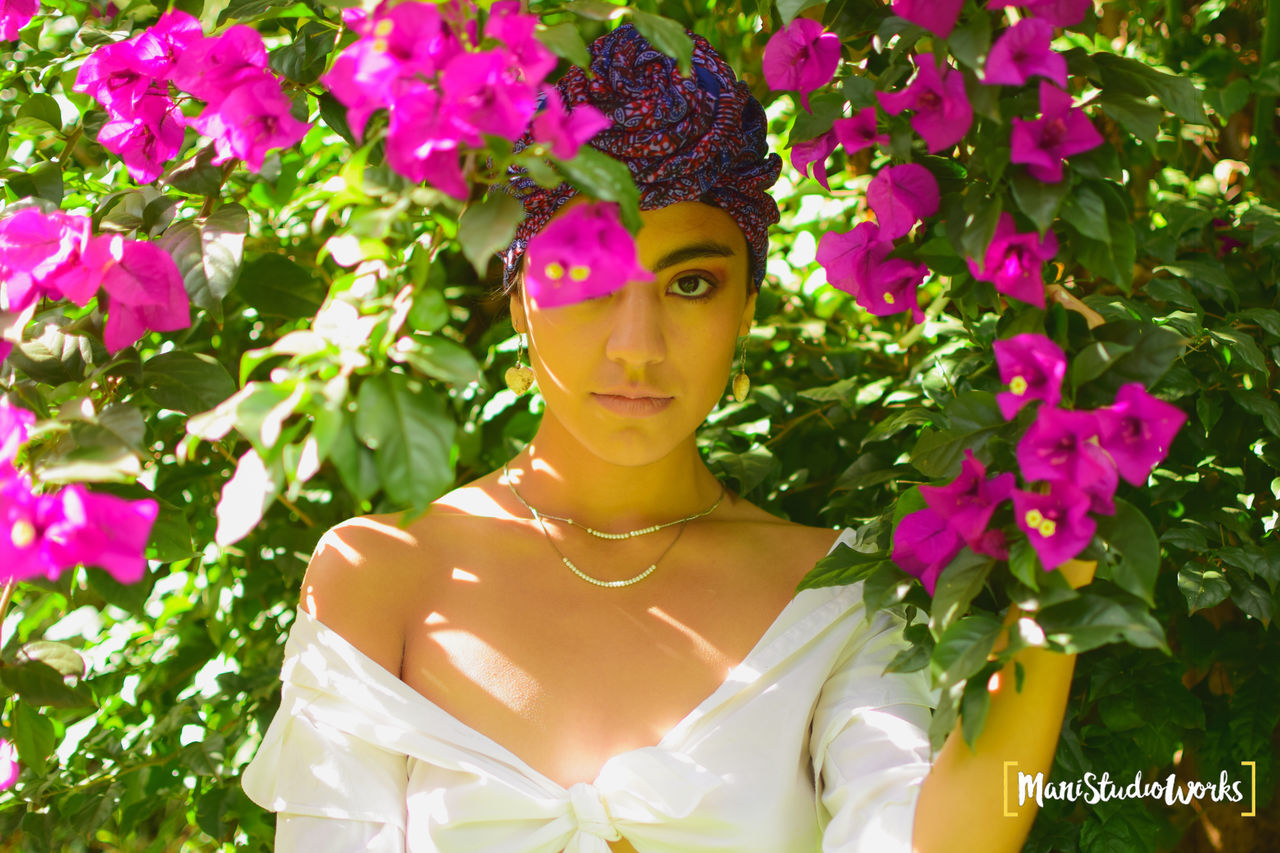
15, 93, 63, 132
1035, 589, 1168, 653
1209, 327, 1269, 376
536, 22, 591, 69
909, 424, 1001, 479
797, 546, 888, 591
458, 193, 524, 277
0, 660, 94, 708
237, 254, 326, 319
1094, 498, 1160, 606
164, 144, 225, 196
1094, 53, 1208, 123
394, 334, 484, 387
1009, 171, 1068, 234
1069, 340, 1135, 388
555, 146, 642, 233
861, 407, 936, 447
1007, 537, 1041, 590
142, 351, 236, 415
268, 20, 336, 84
960, 663, 995, 750
1217, 545, 1280, 589
947, 11, 992, 70
564, 0, 627, 21
1228, 572, 1273, 625
629, 10, 693, 77
354, 372, 456, 508
931, 611, 1003, 689
11, 700, 56, 775
1229, 390, 1280, 438
17, 641, 86, 678
157, 205, 249, 324
929, 550, 996, 640
1155, 261, 1236, 308
1099, 92, 1163, 147
1060, 184, 1112, 243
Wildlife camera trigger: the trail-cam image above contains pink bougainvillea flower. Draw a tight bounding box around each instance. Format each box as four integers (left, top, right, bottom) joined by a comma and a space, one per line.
1013, 480, 1095, 571
892, 0, 965, 38
983, 18, 1067, 88
130, 8, 205, 79
185, 71, 311, 172
817, 221, 929, 323
867, 163, 939, 240
762, 17, 842, 113
0, 738, 17, 790
789, 128, 840, 189
993, 332, 1067, 420
170, 25, 269, 104
44, 484, 158, 584
989, 0, 1092, 28
73, 40, 165, 116
531, 85, 611, 160
0, 209, 96, 309
967, 212, 1058, 308
385, 83, 467, 198
1010, 81, 1104, 183
524, 201, 654, 308
1095, 383, 1187, 486
1016, 406, 1118, 515
892, 507, 964, 596
832, 106, 888, 153
83, 235, 190, 353
1, 0, 38, 41
876, 53, 973, 153
0, 467, 70, 582
919, 448, 1016, 559
439, 49, 539, 146
96, 91, 186, 184
485, 0, 556, 85
0, 397, 35, 462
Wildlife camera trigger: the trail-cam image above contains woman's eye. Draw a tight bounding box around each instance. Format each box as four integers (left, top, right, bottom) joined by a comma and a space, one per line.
669, 274, 716, 299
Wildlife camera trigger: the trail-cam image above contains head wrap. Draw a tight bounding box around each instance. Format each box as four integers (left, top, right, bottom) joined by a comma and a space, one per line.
500, 23, 782, 294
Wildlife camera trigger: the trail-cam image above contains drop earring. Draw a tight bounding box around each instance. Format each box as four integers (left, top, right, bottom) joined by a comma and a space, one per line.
505, 333, 535, 395
732, 336, 750, 402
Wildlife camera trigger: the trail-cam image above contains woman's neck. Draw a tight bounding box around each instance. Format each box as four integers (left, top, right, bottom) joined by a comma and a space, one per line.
504, 416, 728, 534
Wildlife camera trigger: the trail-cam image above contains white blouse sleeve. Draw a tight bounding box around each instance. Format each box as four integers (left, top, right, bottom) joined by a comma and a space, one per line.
240, 621, 409, 852
810, 600, 937, 853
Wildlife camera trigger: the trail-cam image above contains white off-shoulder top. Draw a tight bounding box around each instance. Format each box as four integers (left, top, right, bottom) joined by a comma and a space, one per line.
241, 527, 938, 852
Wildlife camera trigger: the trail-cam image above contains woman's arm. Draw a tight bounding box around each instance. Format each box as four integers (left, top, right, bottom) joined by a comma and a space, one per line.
910, 558, 1097, 853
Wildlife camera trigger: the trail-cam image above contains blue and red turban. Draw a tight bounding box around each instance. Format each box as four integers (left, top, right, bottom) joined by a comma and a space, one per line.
501, 23, 783, 293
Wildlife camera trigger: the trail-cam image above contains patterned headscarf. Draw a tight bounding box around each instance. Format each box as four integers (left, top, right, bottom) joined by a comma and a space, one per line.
500, 23, 782, 294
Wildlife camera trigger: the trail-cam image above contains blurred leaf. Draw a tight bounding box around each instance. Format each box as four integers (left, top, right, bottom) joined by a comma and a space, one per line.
354, 372, 456, 508
458, 193, 524, 277
629, 10, 693, 76
142, 351, 237, 415
931, 611, 1002, 689
1094, 498, 1160, 606
0, 660, 95, 708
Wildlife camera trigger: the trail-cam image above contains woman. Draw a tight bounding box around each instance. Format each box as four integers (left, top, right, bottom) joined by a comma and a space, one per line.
243, 23, 1085, 853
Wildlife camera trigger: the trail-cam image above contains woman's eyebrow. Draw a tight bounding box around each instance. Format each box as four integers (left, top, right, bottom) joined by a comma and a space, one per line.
650, 240, 738, 273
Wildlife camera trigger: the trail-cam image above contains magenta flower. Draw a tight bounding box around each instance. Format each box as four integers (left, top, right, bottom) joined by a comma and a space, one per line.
439, 49, 539, 146
485, 0, 556, 85
1013, 481, 1095, 571
892, 507, 964, 596
1, 0, 37, 40
989, 0, 1092, 28
73, 40, 164, 116
130, 9, 204, 79
983, 18, 1067, 88
44, 484, 158, 584
876, 54, 973, 153
891, 0, 965, 38
0, 210, 96, 309
170, 25, 269, 104
992, 332, 1067, 420
524, 201, 654, 308
762, 18, 842, 113
867, 163, 939, 240
185, 71, 311, 172
832, 106, 889, 153
83, 235, 190, 353
817, 221, 928, 323
919, 448, 1015, 559
385, 83, 467, 199
789, 128, 840, 189
531, 86, 611, 160
966, 212, 1058, 308
0, 397, 35, 462
1016, 406, 1118, 515
0, 467, 72, 582
1095, 383, 1187, 486
0, 738, 17, 790
96, 91, 185, 184
1010, 81, 1104, 183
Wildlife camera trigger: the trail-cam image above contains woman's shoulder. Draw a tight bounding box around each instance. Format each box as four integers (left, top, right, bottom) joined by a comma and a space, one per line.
717, 496, 847, 581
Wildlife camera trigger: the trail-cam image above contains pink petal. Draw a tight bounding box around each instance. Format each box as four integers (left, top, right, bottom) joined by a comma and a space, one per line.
867, 163, 939, 240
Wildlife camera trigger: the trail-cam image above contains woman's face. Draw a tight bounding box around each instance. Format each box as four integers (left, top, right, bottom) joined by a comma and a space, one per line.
510, 197, 757, 466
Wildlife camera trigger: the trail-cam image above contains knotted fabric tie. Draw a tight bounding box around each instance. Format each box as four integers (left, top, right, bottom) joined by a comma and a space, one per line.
568, 782, 623, 843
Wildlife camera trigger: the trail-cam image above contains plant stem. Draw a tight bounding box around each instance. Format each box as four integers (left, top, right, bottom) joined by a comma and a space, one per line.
1252, 0, 1280, 175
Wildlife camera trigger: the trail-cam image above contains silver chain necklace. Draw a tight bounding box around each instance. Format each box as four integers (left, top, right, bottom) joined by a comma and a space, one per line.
502, 461, 726, 587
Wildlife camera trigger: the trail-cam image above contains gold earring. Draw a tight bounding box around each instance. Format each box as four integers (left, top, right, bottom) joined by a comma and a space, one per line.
732, 337, 750, 402
505, 333, 535, 395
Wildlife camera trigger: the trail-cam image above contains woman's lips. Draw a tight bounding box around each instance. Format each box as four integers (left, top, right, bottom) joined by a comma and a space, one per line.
592, 393, 674, 416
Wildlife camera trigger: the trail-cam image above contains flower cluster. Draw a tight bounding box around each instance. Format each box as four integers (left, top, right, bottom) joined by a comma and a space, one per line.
0, 208, 189, 356
1, 398, 159, 585
73, 9, 310, 180
892, 333, 1188, 592
1, 0, 37, 41
815, 163, 936, 322
322, 0, 609, 197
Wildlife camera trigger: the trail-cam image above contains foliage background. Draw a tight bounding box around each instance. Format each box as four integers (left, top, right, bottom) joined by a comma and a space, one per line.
0, 0, 1278, 850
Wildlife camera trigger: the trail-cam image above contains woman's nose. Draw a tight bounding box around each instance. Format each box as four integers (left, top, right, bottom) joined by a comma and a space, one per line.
604, 281, 666, 368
